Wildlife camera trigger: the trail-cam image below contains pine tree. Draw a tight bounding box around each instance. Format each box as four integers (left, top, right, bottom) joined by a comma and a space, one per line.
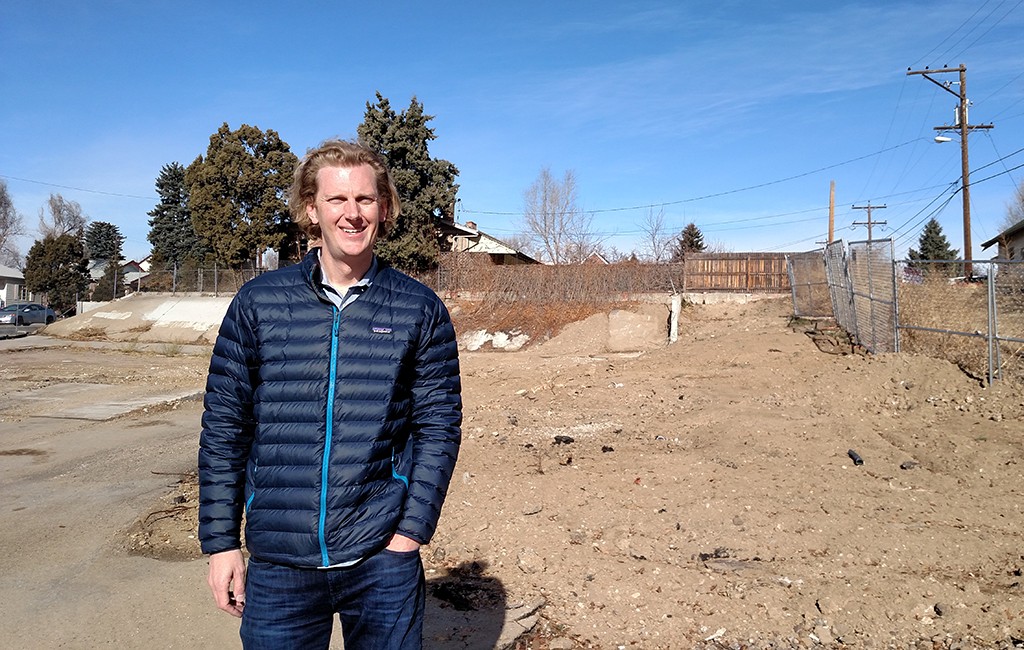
357, 93, 459, 273
148, 162, 208, 267
23, 234, 89, 313
907, 218, 959, 275
671, 222, 706, 261
84, 221, 124, 262
186, 123, 298, 268
92, 262, 125, 301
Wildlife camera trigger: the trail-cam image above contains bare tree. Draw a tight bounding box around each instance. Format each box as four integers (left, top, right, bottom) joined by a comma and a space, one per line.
522, 168, 599, 264
0, 180, 25, 267
499, 231, 537, 258
704, 238, 732, 254
38, 193, 87, 239
638, 207, 672, 263
1002, 180, 1024, 231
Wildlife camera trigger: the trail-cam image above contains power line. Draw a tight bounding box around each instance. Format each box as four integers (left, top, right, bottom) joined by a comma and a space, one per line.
933, 0, 1006, 64
911, 0, 993, 67
461, 138, 926, 217
0, 174, 158, 201
948, 0, 1024, 62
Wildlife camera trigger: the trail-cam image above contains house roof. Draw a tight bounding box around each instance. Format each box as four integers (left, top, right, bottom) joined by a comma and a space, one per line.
0, 265, 24, 281
445, 219, 540, 264
981, 218, 1024, 249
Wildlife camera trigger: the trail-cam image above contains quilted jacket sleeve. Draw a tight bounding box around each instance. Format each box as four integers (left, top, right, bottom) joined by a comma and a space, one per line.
198, 293, 260, 555
395, 296, 463, 545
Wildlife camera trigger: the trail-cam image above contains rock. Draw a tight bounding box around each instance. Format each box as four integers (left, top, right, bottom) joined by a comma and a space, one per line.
813, 625, 834, 644
517, 548, 545, 574
522, 503, 543, 516
548, 638, 574, 650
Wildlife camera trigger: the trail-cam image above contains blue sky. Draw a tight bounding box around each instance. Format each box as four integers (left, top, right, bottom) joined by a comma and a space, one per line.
2, 1, 1023, 264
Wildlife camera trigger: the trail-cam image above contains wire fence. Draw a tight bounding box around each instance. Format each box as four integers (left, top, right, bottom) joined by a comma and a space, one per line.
847, 240, 898, 354
129, 265, 266, 295
793, 238, 1024, 384
786, 250, 831, 318
898, 259, 1024, 384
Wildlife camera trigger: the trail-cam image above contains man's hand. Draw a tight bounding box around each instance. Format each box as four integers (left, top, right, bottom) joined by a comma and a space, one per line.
207, 549, 246, 618
386, 533, 421, 552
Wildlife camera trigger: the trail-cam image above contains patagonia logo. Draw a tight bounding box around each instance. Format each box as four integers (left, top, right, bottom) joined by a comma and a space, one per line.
372, 326, 393, 335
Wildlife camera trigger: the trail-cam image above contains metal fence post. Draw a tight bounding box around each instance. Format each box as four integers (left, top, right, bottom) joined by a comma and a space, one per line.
891, 257, 901, 353
987, 266, 995, 385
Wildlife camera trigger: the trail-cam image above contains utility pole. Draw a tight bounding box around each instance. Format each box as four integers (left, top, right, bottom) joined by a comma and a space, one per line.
907, 64, 994, 277
852, 202, 887, 241
828, 180, 835, 243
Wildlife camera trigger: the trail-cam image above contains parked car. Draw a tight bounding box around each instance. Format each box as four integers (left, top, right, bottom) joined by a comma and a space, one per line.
0, 303, 57, 325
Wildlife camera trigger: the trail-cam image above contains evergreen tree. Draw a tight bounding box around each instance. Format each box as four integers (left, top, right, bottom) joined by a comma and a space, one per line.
92, 262, 125, 301
907, 218, 959, 275
671, 222, 706, 261
84, 221, 124, 262
23, 234, 89, 313
148, 162, 207, 267
186, 123, 298, 268
357, 93, 459, 273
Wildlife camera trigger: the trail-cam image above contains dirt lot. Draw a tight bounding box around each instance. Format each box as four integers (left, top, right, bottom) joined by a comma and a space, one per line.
2, 296, 1023, 648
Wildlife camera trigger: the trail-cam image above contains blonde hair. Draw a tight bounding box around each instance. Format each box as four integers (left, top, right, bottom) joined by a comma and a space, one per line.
289, 139, 401, 239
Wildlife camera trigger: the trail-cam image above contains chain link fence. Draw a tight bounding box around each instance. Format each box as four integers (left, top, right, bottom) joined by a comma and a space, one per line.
897, 260, 1024, 384
816, 238, 1024, 384
131, 266, 265, 295
823, 241, 858, 344
786, 250, 832, 317
819, 240, 898, 353
846, 240, 898, 354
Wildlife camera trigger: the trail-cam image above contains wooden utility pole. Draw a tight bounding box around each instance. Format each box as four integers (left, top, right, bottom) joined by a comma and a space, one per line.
907, 65, 994, 277
852, 202, 887, 241
828, 180, 835, 243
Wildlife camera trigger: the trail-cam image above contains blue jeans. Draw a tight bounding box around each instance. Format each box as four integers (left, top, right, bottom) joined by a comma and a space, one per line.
239, 547, 425, 650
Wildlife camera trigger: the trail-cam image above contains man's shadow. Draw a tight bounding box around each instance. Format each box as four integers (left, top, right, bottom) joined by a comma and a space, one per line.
423, 560, 542, 650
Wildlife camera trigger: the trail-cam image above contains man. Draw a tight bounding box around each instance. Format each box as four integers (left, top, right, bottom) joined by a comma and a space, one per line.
199, 139, 462, 649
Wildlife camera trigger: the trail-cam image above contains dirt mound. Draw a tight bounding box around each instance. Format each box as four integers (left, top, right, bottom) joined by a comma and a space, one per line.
122, 472, 203, 562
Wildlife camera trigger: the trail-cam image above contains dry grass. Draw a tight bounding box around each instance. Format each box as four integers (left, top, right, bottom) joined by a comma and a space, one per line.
452, 299, 622, 344
898, 275, 1024, 384
66, 327, 109, 341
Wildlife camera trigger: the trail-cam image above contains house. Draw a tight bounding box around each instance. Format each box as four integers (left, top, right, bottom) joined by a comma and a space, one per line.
582, 251, 610, 265
980, 219, 1024, 261
0, 264, 25, 307
438, 220, 538, 265
86, 259, 151, 291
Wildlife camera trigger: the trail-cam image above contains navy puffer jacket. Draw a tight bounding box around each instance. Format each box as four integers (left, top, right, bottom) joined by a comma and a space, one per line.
198, 250, 462, 568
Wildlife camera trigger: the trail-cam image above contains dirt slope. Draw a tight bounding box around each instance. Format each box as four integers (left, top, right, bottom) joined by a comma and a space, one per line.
435, 296, 1024, 648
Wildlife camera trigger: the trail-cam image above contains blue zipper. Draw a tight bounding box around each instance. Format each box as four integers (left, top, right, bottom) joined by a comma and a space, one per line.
318, 307, 341, 566
392, 449, 409, 488
245, 460, 258, 512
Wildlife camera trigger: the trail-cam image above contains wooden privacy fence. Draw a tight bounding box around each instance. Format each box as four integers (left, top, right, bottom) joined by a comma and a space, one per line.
432, 252, 793, 299
681, 252, 791, 292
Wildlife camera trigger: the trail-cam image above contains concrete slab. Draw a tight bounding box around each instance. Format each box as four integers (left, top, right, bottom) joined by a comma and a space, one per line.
4, 382, 203, 421
46, 293, 231, 344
